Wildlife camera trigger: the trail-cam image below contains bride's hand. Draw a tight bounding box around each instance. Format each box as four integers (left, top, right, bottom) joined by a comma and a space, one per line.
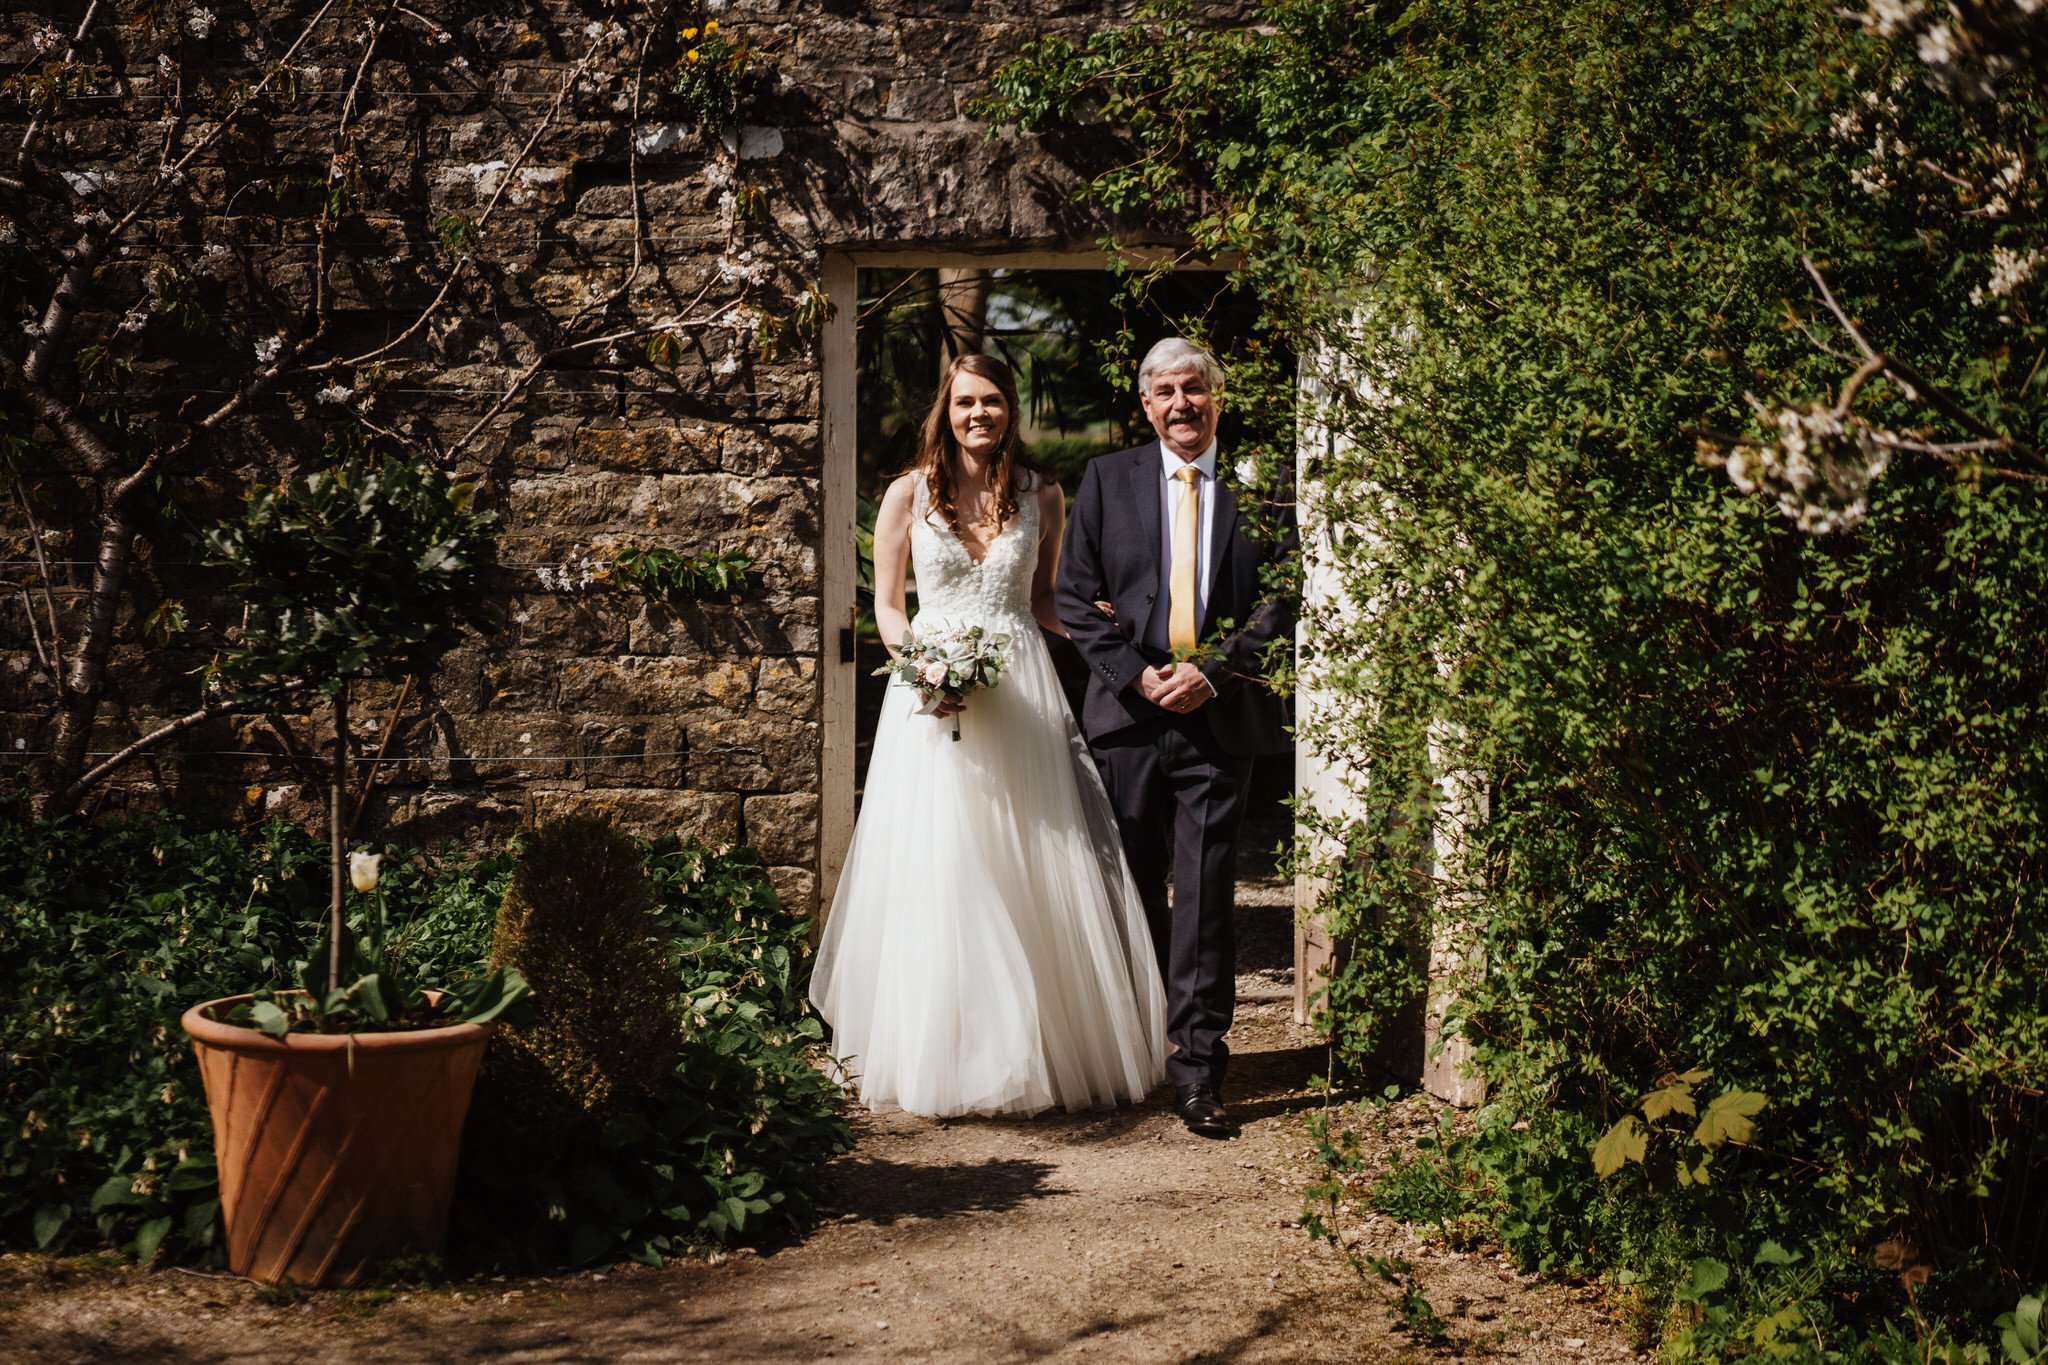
931, 696, 965, 719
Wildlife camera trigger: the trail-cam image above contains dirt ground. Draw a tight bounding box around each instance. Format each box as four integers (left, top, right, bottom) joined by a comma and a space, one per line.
0, 1014, 1638, 1364
1, 797, 1639, 1363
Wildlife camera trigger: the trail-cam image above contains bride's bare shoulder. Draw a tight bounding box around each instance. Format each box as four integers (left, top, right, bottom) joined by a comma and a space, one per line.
880, 472, 919, 509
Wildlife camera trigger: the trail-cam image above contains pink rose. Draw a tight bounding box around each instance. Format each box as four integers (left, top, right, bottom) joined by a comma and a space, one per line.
921, 661, 949, 688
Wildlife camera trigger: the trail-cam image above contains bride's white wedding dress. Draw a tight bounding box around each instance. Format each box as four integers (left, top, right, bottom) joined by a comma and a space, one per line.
810, 473, 1168, 1117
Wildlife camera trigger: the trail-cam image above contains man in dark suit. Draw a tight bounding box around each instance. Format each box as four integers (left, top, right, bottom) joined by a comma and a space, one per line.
1056, 337, 1297, 1137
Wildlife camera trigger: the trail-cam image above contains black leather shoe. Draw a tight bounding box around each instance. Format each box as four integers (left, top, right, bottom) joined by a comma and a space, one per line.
1174, 1083, 1234, 1138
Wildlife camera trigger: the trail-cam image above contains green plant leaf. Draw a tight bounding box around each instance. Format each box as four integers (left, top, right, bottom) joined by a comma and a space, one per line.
1694, 1089, 1768, 1149
133, 1216, 174, 1264
1675, 1257, 1730, 1305
250, 999, 291, 1038
1638, 1080, 1698, 1123
1754, 1240, 1798, 1267
1999, 1294, 2044, 1364
1591, 1114, 1646, 1176
32, 1204, 70, 1249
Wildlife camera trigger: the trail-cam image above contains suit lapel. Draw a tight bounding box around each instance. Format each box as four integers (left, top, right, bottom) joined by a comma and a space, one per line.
1125, 443, 1162, 641
1207, 462, 1242, 611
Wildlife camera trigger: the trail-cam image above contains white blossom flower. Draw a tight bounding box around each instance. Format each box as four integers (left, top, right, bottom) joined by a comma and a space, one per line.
253, 333, 284, 363
29, 26, 65, 54
1235, 457, 1259, 485
713, 351, 741, 377
1862, 0, 1926, 37
348, 851, 382, 893
157, 53, 179, 80
1915, 20, 1958, 66
315, 383, 354, 404
185, 7, 217, 39
1712, 406, 1893, 535
1969, 244, 2040, 306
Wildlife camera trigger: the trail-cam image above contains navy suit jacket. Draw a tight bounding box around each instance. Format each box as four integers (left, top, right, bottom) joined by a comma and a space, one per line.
1056, 441, 1296, 758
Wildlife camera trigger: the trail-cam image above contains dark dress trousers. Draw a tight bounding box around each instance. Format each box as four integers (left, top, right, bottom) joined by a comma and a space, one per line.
1056, 442, 1297, 1089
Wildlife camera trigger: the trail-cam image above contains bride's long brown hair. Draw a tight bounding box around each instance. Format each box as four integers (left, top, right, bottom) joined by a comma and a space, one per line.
913, 353, 1039, 533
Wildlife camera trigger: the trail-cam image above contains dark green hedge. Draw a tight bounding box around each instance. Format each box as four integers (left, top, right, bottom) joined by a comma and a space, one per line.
984, 0, 2047, 1350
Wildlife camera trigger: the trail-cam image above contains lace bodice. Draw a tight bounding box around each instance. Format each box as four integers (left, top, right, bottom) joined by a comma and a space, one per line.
908, 472, 1040, 632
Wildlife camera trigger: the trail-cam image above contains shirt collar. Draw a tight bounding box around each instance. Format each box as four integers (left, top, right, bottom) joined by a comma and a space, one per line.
1159, 439, 1218, 482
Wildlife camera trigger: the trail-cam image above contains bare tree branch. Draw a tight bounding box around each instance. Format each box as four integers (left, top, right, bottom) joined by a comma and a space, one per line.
1800, 254, 2047, 472
57, 703, 243, 810
10, 475, 67, 685
322, 30, 610, 373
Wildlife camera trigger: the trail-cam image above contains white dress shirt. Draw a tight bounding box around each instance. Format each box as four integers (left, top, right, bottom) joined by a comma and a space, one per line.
1144, 439, 1219, 656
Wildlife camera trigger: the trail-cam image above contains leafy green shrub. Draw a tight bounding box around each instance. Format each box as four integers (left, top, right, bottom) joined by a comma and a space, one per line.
1, 805, 844, 1272
0, 805, 323, 1263
984, 0, 2048, 1348
456, 831, 849, 1269
0, 805, 504, 1262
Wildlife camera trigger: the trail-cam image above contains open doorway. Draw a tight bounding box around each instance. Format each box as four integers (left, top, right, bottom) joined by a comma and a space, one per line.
818, 251, 1296, 1000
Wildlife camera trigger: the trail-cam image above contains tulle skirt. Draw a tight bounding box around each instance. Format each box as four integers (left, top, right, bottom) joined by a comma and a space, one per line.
810, 622, 1169, 1117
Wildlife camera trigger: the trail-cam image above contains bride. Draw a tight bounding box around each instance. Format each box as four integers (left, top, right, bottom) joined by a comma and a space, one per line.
810, 353, 1168, 1117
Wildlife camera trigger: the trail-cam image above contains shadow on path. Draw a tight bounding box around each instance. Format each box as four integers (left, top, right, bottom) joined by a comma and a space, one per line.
822, 1155, 1066, 1225
1225, 1041, 1362, 1126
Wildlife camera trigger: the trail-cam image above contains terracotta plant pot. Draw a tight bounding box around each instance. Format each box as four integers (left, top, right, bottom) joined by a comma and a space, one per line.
181, 996, 493, 1286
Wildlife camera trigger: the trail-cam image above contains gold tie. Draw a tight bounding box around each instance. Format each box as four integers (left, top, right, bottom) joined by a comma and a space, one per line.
1169, 464, 1200, 654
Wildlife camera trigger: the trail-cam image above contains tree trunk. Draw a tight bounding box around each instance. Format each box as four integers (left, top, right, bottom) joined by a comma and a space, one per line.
42, 500, 136, 813
935, 267, 992, 369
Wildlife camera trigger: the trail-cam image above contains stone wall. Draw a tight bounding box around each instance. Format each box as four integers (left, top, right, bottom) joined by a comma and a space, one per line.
1, 1, 1201, 914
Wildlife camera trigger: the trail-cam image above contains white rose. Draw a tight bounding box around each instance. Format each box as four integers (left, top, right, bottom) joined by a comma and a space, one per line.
348, 851, 382, 893
920, 661, 950, 688
1235, 457, 1259, 485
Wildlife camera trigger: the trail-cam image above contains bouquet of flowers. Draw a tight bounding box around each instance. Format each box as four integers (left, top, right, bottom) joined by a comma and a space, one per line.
876, 622, 1014, 740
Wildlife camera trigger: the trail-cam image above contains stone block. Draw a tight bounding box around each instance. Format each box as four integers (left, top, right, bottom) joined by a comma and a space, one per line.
765, 866, 818, 921
744, 793, 818, 868
554, 655, 753, 717
684, 714, 817, 793
530, 786, 741, 843
630, 597, 819, 658
721, 422, 821, 478
753, 656, 819, 723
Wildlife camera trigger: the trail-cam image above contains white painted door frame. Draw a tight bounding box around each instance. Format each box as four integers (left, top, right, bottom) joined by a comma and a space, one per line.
815, 247, 1235, 915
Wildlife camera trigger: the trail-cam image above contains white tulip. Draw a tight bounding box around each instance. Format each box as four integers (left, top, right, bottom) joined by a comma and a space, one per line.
349, 851, 383, 893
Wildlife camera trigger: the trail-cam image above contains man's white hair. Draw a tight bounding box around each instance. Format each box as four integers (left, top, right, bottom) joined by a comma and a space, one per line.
1137, 336, 1225, 395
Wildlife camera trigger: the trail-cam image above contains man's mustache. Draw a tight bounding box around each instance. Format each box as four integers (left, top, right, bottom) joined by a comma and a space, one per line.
1167, 407, 1203, 423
